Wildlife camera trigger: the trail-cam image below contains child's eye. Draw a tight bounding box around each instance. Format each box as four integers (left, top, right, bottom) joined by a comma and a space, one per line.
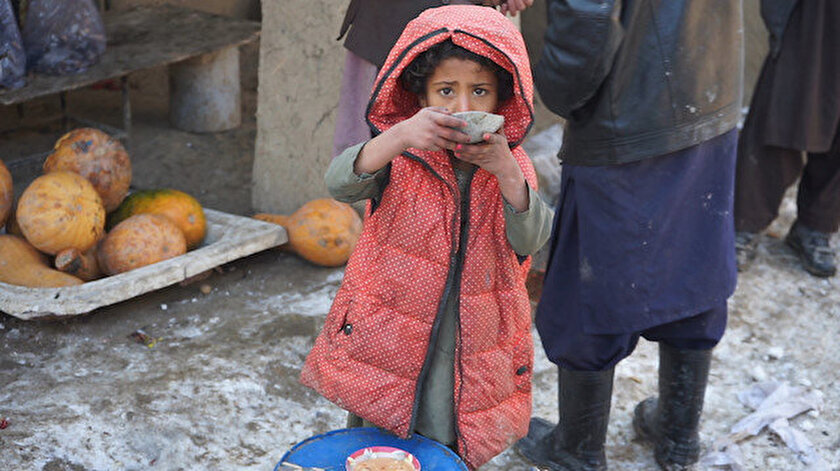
439, 87, 454, 97
474, 88, 488, 97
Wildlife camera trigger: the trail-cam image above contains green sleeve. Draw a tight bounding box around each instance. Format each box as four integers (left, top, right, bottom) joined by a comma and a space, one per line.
503, 183, 555, 256
324, 142, 389, 203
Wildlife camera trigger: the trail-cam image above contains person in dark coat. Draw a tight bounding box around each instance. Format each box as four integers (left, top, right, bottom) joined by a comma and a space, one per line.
331, 0, 533, 158
514, 1, 743, 470
735, 0, 840, 277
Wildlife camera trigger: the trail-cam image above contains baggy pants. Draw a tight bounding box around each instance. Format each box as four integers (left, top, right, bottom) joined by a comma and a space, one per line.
734, 112, 840, 234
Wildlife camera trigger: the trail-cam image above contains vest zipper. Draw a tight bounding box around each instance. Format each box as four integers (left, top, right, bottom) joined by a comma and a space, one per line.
451, 168, 474, 458
404, 154, 471, 447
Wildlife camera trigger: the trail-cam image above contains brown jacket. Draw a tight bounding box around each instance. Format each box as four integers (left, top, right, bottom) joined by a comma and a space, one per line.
338, 0, 478, 68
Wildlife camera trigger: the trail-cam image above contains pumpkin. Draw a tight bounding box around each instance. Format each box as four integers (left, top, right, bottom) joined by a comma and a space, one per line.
55, 246, 102, 281
0, 235, 83, 287
109, 189, 206, 249
17, 171, 106, 255
0, 159, 11, 228
98, 214, 187, 275
253, 198, 363, 267
43, 128, 132, 212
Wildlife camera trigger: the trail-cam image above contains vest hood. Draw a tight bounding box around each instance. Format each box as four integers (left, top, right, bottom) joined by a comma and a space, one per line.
367, 5, 535, 148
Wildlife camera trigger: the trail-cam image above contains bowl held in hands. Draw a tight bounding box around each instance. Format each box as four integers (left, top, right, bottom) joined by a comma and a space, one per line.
452, 111, 504, 143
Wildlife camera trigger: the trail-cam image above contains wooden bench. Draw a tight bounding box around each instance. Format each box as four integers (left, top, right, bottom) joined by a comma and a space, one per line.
0, 5, 260, 174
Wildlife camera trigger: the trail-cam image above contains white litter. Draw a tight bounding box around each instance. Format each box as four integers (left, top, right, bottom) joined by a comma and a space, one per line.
702, 381, 828, 470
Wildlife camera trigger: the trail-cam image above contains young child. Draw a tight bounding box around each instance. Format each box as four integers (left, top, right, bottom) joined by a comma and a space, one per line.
300, 6, 553, 469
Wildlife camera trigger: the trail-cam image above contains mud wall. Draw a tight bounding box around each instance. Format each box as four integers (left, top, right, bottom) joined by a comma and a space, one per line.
251, 0, 346, 214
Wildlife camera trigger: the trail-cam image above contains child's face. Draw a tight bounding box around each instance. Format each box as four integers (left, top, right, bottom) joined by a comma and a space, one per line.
419, 58, 499, 113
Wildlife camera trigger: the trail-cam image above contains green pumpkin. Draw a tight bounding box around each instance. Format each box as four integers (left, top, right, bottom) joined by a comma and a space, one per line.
108, 189, 206, 249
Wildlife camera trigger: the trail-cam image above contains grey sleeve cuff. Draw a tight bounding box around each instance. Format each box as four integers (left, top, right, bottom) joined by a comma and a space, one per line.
325, 141, 388, 202
504, 183, 555, 256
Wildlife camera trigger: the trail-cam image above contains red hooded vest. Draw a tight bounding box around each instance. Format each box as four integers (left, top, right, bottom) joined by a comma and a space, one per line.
300, 6, 536, 469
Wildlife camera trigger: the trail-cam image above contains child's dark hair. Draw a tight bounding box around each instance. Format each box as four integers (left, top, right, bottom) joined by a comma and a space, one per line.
400, 39, 514, 104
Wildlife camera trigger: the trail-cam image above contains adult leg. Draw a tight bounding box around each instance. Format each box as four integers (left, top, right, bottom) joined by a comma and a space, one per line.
520, 313, 634, 470
519, 176, 625, 470
796, 151, 840, 233
733, 59, 804, 270
633, 304, 727, 470
785, 151, 840, 276
734, 59, 804, 234
516, 362, 618, 471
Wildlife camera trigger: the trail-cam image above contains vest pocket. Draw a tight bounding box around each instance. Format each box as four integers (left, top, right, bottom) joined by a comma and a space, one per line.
330, 296, 372, 348
326, 294, 356, 347
512, 335, 534, 393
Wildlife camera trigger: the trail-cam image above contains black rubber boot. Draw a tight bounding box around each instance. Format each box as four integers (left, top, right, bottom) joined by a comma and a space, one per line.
516, 367, 614, 471
633, 343, 712, 470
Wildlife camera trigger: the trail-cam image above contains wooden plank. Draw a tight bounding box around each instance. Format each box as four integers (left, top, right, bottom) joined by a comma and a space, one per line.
0, 208, 287, 320
0, 5, 260, 105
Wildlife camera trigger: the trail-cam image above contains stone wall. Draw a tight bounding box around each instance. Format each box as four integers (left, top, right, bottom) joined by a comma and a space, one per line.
251, 0, 346, 214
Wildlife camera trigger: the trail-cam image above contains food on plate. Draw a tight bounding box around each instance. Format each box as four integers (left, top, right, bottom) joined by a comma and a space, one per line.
350, 457, 415, 471
346, 447, 419, 471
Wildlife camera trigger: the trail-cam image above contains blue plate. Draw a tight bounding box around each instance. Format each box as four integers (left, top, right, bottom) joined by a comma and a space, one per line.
276, 427, 468, 470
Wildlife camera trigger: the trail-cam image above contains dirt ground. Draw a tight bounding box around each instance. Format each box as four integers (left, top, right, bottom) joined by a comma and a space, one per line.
1, 67, 838, 471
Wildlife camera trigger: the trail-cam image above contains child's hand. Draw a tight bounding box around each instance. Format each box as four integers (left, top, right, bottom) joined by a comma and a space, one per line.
454, 130, 530, 211
395, 107, 471, 152
354, 107, 471, 175
453, 130, 519, 179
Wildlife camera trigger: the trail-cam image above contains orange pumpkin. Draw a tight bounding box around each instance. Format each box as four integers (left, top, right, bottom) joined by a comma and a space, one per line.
43, 127, 132, 212
0, 159, 11, 228
98, 214, 187, 275
0, 235, 84, 287
17, 171, 106, 255
253, 198, 363, 267
109, 189, 206, 249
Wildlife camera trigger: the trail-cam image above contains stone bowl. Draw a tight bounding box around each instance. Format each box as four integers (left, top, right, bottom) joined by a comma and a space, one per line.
452, 111, 504, 143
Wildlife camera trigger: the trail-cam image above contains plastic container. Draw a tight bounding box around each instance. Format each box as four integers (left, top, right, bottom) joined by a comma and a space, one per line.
276, 427, 468, 471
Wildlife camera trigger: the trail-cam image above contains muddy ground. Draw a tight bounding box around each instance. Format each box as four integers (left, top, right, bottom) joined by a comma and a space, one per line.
1, 67, 838, 471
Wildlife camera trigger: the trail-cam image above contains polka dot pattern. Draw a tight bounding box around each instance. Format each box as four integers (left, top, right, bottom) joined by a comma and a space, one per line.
300, 7, 536, 470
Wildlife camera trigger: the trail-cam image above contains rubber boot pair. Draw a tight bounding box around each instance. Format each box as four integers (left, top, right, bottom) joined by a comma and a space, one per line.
633, 343, 713, 470
515, 367, 614, 471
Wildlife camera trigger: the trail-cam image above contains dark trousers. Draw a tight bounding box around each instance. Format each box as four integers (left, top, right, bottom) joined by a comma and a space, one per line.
547, 303, 727, 372
734, 43, 840, 234
734, 135, 840, 234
